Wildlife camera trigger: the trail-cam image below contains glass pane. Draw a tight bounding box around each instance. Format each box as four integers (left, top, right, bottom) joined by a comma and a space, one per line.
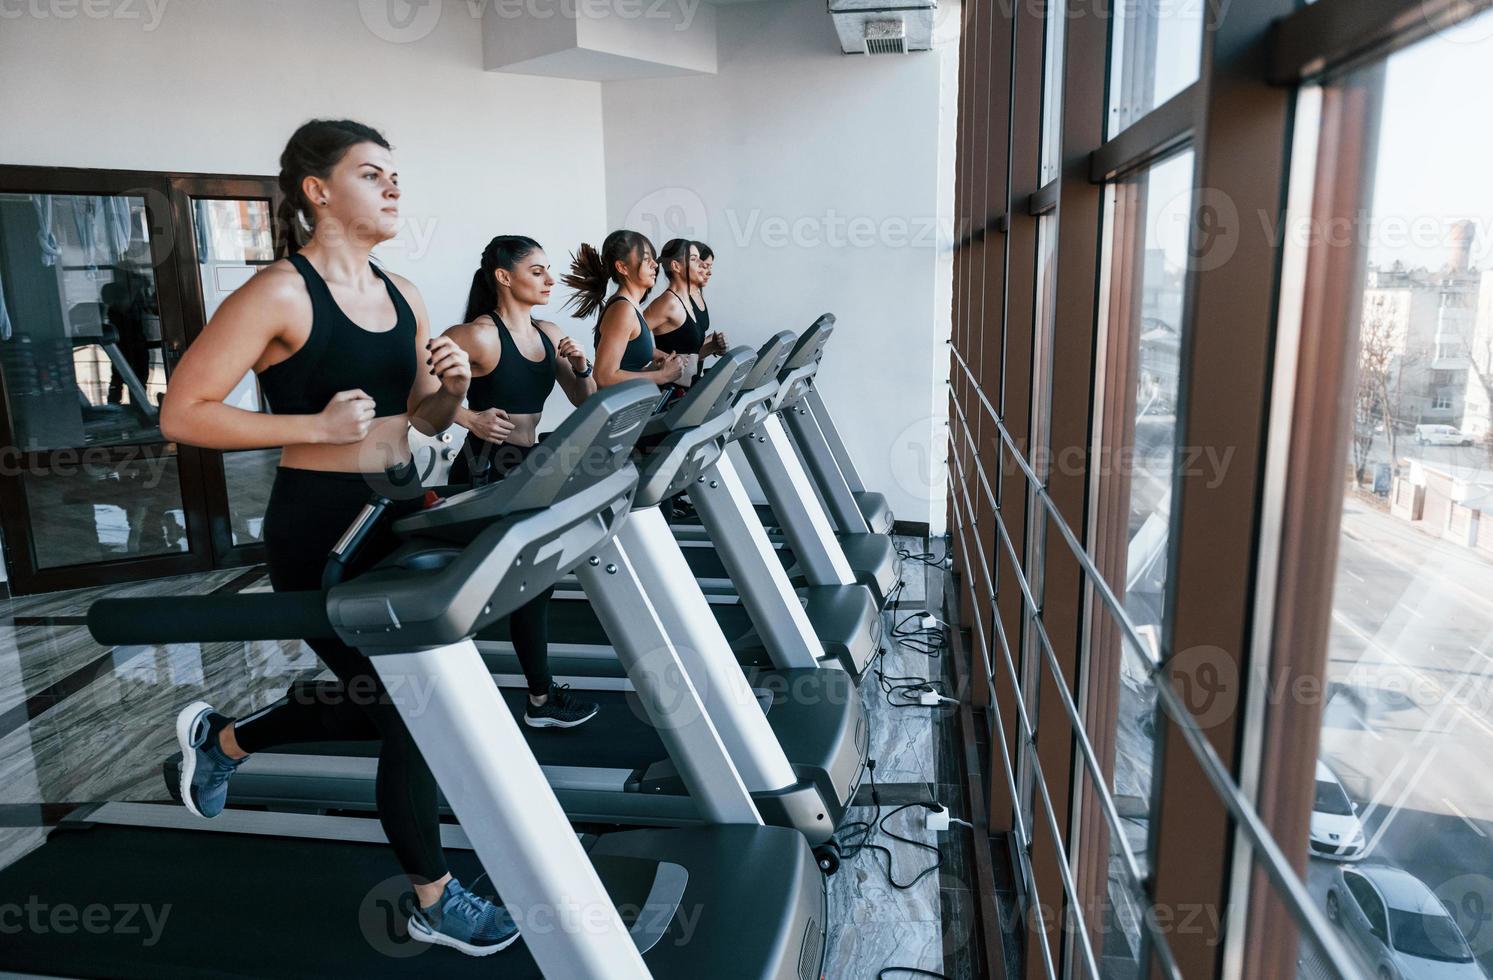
1017, 215, 1061, 840
0, 193, 165, 449
190, 198, 277, 547
1297, 13, 1493, 979
1089, 149, 1195, 973
21, 450, 188, 567
1039, 0, 1066, 185
1107, 0, 1206, 138
224, 448, 278, 546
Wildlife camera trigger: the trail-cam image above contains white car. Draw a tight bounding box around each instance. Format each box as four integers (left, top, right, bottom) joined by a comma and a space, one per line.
1310, 761, 1367, 861
1416, 424, 1474, 447
1327, 865, 1487, 979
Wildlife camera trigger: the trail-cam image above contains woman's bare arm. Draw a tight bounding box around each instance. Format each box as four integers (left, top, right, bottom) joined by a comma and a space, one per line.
160, 263, 353, 449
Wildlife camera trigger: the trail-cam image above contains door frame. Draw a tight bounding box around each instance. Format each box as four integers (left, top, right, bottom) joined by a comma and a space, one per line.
166, 174, 283, 570
0, 164, 279, 594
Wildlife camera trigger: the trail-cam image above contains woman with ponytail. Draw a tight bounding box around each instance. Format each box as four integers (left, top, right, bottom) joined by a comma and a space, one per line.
157, 120, 519, 957
644, 238, 727, 393
562, 230, 683, 389
444, 235, 599, 730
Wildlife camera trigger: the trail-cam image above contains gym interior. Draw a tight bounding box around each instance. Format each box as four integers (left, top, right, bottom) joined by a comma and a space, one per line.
0, 1, 1489, 978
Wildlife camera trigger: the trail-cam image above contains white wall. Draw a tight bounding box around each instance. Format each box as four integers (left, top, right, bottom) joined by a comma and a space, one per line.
0, 0, 608, 340
0, 0, 958, 524
601, 0, 957, 528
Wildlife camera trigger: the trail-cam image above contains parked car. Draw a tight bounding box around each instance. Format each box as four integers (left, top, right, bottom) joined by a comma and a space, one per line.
1310, 761, 1367, 861
1416, 424, 1474, 446
1326, 865, 1487, 979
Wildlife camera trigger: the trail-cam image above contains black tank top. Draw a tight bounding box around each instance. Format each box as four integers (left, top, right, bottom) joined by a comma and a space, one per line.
603, 295, 654, 371
691, 290, 710, 337
258, 253, 417, 418
654, 290, 706, 356
466, 314, 556, 414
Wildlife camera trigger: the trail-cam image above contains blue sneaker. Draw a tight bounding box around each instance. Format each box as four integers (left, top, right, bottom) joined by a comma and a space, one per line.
175, 701, 244, 819
408, 878, 520, 956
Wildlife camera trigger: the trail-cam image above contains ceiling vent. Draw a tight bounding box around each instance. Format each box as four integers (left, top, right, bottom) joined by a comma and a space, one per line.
829, 0, 936, 55
863, 19, 906, 55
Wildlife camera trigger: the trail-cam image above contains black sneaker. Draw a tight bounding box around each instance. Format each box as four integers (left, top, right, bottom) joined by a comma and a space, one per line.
524, 683, 599, 729
669, 493, 697, 520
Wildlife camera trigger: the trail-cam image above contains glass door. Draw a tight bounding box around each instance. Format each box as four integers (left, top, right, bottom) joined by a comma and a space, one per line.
170, 177, 282, 569
0, 175, 208, 593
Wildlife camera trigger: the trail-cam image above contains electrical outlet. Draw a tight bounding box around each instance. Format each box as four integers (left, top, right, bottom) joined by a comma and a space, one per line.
925, 804, 950, 832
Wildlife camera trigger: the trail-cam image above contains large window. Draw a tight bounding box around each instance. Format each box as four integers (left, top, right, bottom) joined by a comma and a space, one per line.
1090, 148, 1196, 978
1107, 0, 1206, 136
1288, 14, 1493, 977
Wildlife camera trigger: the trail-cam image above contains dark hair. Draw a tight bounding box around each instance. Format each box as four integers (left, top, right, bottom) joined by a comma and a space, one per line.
465, 235, 544, 322
693, 240, 714, 262
562, 229, 655, 321
659, 238, 696, 283
276, 119, 391, 255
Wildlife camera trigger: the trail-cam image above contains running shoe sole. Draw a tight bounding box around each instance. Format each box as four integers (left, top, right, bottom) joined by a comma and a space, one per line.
407, 916, 519, 956
523, 705, 600, 729
174, 700, 213, 819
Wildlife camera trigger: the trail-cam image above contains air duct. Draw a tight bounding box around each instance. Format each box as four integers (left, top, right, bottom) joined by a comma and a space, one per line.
828, 0, 937, 54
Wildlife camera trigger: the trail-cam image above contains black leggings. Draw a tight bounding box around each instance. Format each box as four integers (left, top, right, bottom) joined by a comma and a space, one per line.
232, 468, 445, 884
449, 436, 554, 698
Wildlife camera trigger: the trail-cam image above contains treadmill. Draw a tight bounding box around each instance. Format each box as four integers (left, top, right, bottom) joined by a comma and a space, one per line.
676, 313, 893, 536
492, 333, 880, 679
670, 317, 898, 607
174, 354, 865, 860
0, 381, 825, 980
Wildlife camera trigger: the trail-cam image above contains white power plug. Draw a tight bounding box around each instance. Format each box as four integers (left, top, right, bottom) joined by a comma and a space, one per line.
918, 688, 943, 706
919, 613, 939, 629
925, 804, 950, 832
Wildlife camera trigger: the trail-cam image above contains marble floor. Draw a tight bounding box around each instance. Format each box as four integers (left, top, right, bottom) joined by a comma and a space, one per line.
822, 536, 984, 979
0, 534, 987, 979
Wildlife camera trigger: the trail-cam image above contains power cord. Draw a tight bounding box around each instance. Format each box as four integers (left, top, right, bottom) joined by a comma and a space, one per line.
890, 610, 947, 657
895, 542, 947, 568
867, 544, 956, 980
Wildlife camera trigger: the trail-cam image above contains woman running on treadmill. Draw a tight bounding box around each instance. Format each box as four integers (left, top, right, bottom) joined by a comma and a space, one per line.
444, 235, 600, 729
157, 119, 517, 957
643, 238, 728, 393
562, 229, 684, 390
694, 239, 715, 320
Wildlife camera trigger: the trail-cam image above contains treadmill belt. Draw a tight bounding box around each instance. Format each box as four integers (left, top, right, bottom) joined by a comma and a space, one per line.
270, 689, 669, 773
0, 823, 533, 978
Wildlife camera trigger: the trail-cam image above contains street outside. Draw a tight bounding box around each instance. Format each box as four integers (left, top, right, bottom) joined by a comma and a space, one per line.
1113, 424, 1493, 977
1300, 473, 1493, 977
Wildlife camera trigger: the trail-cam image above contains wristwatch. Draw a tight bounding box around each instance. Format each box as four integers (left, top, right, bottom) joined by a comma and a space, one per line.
574, 361, 594, 379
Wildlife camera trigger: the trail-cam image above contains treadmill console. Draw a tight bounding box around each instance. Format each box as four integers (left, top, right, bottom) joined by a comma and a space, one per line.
395, 381, 656, 542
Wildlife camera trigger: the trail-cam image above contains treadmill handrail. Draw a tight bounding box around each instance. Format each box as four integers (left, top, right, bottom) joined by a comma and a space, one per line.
89, 463, 641, 650
89, 590, 334, 646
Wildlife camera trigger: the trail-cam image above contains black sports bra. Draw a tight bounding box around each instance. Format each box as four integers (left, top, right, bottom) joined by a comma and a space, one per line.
602, 295, 654, 372
257, 253, 417, 419
654, 290, 706, 356
466, 314, 556, 415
